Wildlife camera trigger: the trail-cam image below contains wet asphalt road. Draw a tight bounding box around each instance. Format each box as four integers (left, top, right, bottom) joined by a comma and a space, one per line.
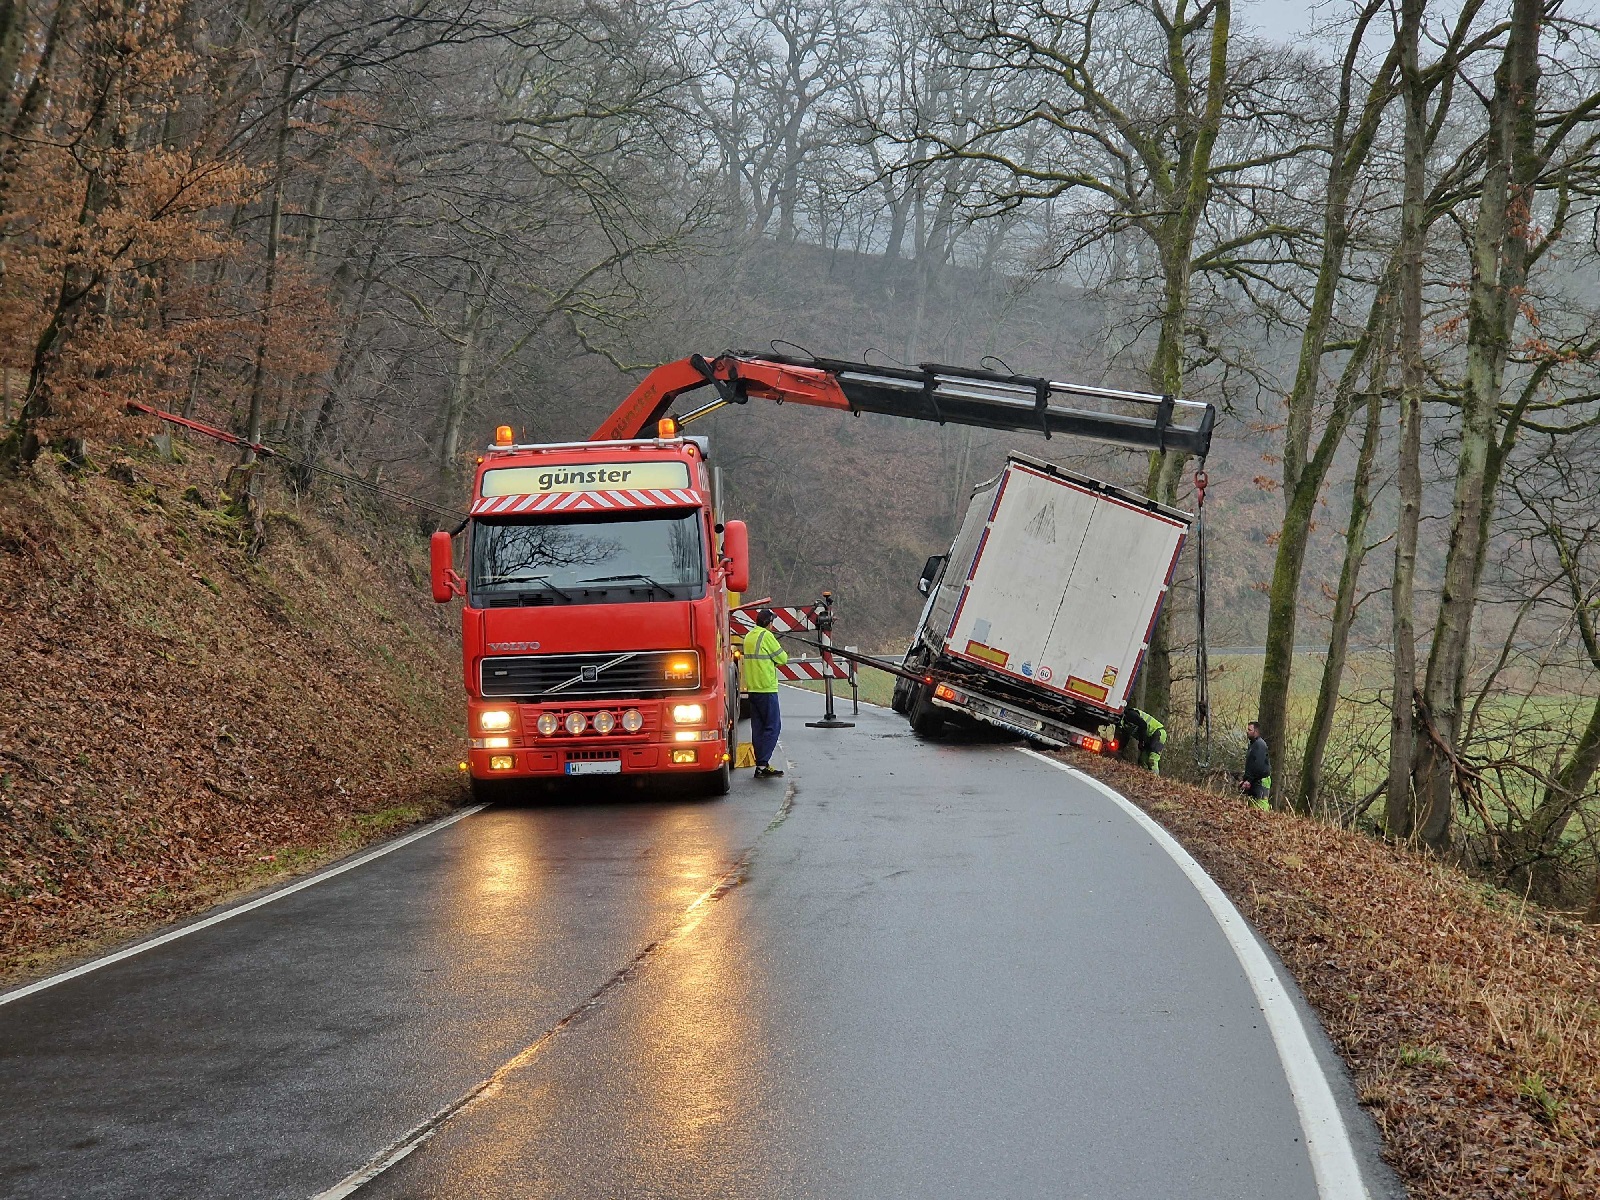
0, 689, 1396, 1199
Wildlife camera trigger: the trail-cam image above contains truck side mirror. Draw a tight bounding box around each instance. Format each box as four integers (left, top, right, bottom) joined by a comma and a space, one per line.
918, 554, 947, 596
430, 530, 461, 603
722, 520, 750, 593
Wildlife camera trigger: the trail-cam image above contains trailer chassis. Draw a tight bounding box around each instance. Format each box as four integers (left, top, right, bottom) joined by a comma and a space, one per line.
805, 643, 1118, 756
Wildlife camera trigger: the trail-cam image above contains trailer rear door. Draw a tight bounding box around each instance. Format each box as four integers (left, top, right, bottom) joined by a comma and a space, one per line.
943, 460, 1187, 715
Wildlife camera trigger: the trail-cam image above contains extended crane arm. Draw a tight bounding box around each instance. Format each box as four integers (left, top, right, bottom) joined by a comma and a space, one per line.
592, 350, 1215, 458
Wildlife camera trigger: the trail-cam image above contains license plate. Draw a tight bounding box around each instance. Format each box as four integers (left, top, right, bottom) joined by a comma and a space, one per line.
566, 760, 622, 776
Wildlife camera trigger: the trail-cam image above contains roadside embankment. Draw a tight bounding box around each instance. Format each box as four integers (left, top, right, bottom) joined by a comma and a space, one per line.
1062, 751, 1600, 1199
0, 449, 463, 986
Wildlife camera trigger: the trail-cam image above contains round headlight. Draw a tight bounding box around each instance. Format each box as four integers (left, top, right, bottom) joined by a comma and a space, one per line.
564, 711, 588, 735
592, 710, 616, 734
621, 709, 643, 732
536, 713, 559, 736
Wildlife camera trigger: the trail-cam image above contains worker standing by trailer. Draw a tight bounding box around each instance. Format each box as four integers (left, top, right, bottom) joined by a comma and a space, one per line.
1121, 708, 1167, 775
742, 608, 788, 778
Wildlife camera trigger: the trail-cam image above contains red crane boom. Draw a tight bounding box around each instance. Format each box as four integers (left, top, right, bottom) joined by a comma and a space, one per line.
592, 350, 1215, 458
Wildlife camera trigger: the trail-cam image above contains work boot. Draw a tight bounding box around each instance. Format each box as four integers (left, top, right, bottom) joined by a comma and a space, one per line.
754, 765, 784, 778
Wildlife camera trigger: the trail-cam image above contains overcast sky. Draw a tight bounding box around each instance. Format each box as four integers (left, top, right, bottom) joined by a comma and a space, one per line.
1236, 0, 1321, 43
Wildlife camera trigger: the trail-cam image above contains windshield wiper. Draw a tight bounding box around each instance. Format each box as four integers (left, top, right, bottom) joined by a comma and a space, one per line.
578, 572, 673, 596
481, 574, 574, 600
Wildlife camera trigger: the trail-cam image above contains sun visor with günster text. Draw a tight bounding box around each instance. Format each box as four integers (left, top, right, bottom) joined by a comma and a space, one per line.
480, 461, 692, 497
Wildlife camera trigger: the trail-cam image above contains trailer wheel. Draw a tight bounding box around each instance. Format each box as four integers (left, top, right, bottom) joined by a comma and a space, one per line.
908, 685, 944, 738
893, 649, 926, 715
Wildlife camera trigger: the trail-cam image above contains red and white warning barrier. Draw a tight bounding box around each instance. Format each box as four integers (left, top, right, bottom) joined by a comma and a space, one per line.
733, 599, 855, 689
778, 657, 850, 681
730, 605, 816, 634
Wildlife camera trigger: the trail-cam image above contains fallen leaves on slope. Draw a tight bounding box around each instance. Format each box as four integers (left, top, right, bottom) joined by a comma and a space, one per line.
0, 450, 463, 983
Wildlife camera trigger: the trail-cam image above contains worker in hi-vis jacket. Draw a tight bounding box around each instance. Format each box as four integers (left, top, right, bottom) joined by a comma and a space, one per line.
741, 608, 788, 778
1120, 707, 1167, 775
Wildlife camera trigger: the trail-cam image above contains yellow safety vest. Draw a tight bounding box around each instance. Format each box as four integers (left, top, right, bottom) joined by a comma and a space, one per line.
741, 626, 788, 693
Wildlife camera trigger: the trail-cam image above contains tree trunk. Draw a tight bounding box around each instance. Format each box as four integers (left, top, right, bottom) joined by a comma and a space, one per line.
1256, 2, 1398, 783
1136, 0, 1231, 724
1386, 0, 1429, 839
2, 2, 116, 468
239, 8, 300, 470
1412, 0, 1542, 852
434, 289, 487, 488
1300, 387, 1385, 815
1503, 522, 1600, 894
1137, 226, 1199, 718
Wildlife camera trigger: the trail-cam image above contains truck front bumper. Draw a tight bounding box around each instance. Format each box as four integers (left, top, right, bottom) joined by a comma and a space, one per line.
467, 734, 729, 780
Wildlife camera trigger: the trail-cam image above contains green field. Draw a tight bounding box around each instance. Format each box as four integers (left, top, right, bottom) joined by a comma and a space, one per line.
806, 651, 1600, 828
1190, 652, 1600, 823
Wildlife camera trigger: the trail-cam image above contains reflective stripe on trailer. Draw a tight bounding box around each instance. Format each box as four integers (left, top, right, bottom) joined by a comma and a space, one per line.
470, 488, 699, 515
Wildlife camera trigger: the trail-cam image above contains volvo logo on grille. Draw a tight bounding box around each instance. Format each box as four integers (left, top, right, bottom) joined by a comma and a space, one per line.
581, 665, 600, 682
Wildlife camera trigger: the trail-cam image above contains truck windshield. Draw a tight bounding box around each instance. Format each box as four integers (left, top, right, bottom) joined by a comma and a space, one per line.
471, 510, 706, 603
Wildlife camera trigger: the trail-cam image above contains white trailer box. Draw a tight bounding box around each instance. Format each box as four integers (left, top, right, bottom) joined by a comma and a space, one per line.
923, 454, 1190, 717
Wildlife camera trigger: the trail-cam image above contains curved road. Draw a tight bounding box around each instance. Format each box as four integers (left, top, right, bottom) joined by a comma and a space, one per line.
0, 689, 1400, 1199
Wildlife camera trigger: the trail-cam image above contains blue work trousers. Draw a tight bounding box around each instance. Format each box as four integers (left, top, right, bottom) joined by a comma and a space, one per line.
748, 691, 781, 767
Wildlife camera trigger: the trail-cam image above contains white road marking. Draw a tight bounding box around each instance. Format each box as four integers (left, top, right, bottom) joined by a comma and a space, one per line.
1018, 749, 1370, 1200
0, 804, 487, 1008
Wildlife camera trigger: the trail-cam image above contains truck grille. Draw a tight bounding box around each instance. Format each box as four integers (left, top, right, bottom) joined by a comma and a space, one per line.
480, 650, 700, 699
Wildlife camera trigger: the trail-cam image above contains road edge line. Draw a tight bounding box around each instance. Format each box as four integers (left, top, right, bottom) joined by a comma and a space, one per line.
0, 804, 487, 1008
1018, 748, 1369, 1200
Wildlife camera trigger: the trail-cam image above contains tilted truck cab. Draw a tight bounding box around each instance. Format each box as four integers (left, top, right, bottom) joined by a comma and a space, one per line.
432, 429, 748, 799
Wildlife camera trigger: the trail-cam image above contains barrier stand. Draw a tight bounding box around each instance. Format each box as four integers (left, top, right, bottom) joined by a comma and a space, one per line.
805, 591, 855, 729
844, 645, 859, 715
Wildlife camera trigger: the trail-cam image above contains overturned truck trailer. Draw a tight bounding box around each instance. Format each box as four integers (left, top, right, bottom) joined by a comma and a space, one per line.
894, 454, 1191, 752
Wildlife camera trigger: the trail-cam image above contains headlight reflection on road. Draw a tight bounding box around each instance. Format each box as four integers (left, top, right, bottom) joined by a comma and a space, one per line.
474, 834, 542, 910
627, 842, 767, 1162
398, 805, 782, 1192
566, 808, 770, 1167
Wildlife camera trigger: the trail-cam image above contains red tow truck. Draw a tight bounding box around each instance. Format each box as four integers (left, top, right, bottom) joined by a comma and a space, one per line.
430, 351, 1214, 798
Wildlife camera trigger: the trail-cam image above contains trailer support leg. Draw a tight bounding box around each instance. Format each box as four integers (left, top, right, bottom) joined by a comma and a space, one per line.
805, 593, 855, 730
